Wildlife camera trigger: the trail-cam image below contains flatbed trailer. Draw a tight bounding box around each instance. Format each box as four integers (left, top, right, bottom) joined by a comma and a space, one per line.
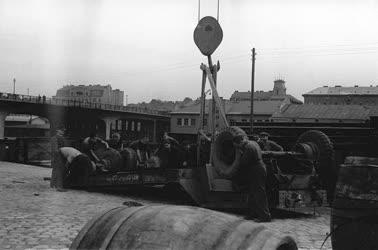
69, 161, 327, 211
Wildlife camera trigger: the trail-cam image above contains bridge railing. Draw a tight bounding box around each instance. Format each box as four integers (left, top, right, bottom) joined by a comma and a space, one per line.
0, 92, 165, 116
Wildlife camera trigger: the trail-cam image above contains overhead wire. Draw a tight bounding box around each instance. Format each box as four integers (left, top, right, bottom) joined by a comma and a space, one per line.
119, 43, 378, 77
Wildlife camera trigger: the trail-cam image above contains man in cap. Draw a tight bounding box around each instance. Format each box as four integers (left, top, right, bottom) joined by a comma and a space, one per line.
251, 134, 260, 143
129, 136, 152, 166
232, 135, 271, 222
258, 132, 283, 152
155, 133, 182, 169
108, 132, 123, 150
82, 132, 109, 167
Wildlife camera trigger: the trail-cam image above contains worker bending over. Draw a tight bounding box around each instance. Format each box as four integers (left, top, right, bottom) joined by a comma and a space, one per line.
232, 135, 271, 222
82, 132, 109, 171
56, 147, 95, 188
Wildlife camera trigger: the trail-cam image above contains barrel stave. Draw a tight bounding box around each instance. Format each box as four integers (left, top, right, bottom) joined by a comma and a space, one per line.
331, 156, 378, 250
71, 205, 297, 250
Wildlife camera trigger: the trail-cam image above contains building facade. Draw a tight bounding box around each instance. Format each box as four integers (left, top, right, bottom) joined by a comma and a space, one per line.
5, 114, 50, 137
170, 79, 302, 136
108, 118, 169, 142
303, 85, 378, 105
53, 84, 124, 106
230, 79, 299, 102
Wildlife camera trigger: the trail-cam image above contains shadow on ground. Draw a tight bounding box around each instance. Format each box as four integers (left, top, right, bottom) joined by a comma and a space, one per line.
80, 185, 320, 220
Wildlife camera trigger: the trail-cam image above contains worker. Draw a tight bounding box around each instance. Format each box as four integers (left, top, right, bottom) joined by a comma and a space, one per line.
108, 132, 123, 150
250, 134, 260, 142
57, 147, 95, 187
258, 132, 283, 206
163, 132, 179, 145
50, 127, 66, 190
232, 135, 271, 222
198, 129, 211, 166
82, 132, 109, 162
181, 140, 196, 167
129, 137, 151, 166
258, 132, 283, 151
155, 136, 182, 169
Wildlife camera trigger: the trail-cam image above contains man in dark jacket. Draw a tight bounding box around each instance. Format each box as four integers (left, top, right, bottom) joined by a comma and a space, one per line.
129, 137, 151, 166
155, 137, 182, 169
259, 132, 283, 152
108, 132, 123, 150
233, 135, 271, 222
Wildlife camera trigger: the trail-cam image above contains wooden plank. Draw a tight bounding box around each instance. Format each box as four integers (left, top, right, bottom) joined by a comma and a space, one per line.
201, 64, 229, 127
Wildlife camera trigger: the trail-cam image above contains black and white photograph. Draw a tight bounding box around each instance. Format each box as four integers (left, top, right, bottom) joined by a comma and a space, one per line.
1, 0, 378, 249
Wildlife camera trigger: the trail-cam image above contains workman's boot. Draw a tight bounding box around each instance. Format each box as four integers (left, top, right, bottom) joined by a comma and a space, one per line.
253, 217, 271, 223
56, 188, 67, 192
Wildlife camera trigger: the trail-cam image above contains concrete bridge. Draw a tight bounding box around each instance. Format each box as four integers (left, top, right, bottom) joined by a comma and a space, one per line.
0, 92, 170, 142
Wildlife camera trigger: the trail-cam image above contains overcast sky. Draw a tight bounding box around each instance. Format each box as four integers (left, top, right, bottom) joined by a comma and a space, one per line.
1, 0, 378, 104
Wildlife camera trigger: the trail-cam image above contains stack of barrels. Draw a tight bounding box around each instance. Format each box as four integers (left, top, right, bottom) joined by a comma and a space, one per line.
331, 156, 378, 250
70, 205, 297, 250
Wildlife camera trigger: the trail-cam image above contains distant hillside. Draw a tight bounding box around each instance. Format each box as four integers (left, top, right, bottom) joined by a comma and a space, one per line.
128, 97, 195, 113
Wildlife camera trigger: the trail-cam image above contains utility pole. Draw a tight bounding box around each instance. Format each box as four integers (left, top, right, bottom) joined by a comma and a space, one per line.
250, 48, 256, 135
13, 78, 16, 94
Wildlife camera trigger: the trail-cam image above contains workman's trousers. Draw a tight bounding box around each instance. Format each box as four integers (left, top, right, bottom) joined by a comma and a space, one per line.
247, 162, 271, 221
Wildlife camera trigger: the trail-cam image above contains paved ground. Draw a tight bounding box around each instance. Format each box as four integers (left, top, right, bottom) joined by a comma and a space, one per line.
0, 161, 332, 250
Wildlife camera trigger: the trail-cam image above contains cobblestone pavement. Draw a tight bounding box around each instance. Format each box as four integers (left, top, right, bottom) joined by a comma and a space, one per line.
0, 162, 332, 250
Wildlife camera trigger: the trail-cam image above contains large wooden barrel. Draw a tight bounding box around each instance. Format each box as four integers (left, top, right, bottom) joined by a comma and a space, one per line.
331, 156, 378, 250
70, 205, 297, 250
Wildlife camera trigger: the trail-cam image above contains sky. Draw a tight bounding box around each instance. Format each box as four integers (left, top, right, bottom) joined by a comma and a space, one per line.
1, 0, 378, 104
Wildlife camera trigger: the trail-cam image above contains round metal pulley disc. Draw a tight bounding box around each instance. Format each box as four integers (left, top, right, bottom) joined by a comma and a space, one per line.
193, 16, 223, 56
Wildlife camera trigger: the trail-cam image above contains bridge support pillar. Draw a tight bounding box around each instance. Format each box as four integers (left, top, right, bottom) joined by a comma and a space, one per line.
0, 111, 8, 139
102, 118, 116, 140
153, 119, 157, 143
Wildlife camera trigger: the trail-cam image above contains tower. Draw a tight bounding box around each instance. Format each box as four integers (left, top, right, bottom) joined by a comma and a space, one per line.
273, 79, 286, 96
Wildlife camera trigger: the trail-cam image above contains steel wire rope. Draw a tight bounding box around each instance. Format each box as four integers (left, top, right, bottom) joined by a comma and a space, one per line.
197, 0, 221, 22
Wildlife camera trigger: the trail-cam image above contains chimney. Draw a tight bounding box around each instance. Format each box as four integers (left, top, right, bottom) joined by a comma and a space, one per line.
273, 79, 286, 96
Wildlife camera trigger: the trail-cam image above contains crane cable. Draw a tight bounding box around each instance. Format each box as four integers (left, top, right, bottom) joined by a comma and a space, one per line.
198, 0, 220, 22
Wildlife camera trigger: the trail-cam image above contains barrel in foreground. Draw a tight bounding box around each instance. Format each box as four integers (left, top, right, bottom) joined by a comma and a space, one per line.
331, 156, 378, 250
70, 205, 297, 250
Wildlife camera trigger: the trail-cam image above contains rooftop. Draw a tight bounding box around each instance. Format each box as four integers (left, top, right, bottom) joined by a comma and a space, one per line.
171, 100, 285, 115
230, 90, 302, 104
271, 104, 378, 121
303, 85, 378, 96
